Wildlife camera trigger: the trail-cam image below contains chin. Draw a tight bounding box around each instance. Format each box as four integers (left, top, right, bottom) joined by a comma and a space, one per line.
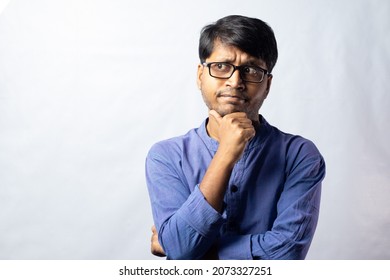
215, 106, 245, 117
214, 107, 259, 121
215, 109, 236, 117
213, 106, 238, 117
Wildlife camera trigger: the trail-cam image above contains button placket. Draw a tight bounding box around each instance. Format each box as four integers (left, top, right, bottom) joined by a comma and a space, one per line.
225, 184, 240, 232
225, 156, 246, 233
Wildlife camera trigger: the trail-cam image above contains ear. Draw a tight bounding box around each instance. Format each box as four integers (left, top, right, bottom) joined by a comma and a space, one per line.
196, 63, 204, 90
265, 74, 273, 98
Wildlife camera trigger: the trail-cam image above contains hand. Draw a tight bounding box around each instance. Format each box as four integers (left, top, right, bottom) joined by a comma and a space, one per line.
150, 225, 166, 257
208, 110, 255, 163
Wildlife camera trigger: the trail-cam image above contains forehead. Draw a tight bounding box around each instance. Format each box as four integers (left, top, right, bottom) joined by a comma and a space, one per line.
208, 40, 266, 67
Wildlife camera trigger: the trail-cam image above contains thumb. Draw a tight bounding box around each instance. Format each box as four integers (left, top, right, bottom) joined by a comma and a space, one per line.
209, 110, 222, 124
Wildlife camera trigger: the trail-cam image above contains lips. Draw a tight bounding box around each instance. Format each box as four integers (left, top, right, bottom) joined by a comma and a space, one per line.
217, 89, 247, 101
220, 96, 244, 104
218, 93, 247, 103
220, 94, 244, 99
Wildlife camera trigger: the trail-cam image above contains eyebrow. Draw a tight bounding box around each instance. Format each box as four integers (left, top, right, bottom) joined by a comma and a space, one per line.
214, 57, 263, 67
223, 60, 264, 69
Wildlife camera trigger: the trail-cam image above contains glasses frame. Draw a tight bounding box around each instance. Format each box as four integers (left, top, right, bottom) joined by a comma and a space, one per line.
202, 62, 270, 83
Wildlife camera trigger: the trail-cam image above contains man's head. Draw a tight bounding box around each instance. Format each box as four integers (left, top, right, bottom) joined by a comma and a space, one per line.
199, 15, 278, 73
197, 15, 278, 122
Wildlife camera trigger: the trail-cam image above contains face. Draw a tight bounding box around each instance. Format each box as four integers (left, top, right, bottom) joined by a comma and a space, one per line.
197, 40, 272, 122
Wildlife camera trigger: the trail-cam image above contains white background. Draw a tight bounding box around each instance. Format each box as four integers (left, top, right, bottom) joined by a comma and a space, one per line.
0, 0, 389, 260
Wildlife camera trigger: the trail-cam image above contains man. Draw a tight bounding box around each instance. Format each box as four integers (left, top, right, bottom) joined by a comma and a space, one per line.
145, 15, 325, 259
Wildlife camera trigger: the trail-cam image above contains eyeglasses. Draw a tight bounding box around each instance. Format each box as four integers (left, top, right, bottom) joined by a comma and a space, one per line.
203, 62, 269, 83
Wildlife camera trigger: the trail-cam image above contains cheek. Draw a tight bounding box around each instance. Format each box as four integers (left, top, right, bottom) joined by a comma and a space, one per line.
249, 85, 268, 101
199, 76, 220, 96
247, 88, 269, 112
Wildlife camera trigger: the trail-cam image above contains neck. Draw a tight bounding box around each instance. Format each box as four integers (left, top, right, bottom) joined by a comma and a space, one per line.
206, 117, 219, 141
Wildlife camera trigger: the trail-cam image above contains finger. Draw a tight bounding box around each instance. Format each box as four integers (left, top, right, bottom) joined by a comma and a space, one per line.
150, 226, 166, 257
224, 113, 253, 125
209, 110, 222, 125
151, 236, 166, 257
226, 112, 248, 118
151, 239, 166, 257
227, 116, 253, 127
237, 118, 253, 126
151, 247, 166, 257
245, 128, 256, 141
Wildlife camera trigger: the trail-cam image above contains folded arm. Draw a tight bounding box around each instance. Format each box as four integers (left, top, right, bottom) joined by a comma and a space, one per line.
146, 111, 254, 259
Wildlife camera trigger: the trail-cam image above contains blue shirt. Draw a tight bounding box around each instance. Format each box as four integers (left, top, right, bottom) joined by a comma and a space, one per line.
146, 116, 325, 259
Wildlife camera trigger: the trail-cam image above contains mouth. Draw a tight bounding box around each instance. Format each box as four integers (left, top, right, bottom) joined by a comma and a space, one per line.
218, 93, 247, 104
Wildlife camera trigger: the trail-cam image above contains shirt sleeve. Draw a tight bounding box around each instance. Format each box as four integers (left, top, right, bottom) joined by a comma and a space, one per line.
146, 144, 224, 259
250, 146, 326, 259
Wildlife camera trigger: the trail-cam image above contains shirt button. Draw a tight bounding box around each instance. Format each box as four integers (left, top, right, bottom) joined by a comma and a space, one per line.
231, 185, 238, 193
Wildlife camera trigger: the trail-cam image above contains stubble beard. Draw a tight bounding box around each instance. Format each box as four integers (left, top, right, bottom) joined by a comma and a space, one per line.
202, 89, 260, 120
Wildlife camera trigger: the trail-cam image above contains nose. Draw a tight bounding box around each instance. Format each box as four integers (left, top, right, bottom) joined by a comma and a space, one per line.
226, 68, 245, 90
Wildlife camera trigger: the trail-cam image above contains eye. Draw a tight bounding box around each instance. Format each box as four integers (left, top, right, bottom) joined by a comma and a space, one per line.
212, 63, 231, 73
243, 66, 259, 76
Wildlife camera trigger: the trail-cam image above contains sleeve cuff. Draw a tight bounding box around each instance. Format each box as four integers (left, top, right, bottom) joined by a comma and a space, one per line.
176, 185, 224, 239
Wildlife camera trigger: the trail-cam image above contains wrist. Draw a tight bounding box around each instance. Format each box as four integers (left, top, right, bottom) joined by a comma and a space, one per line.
213, 148, 239, 170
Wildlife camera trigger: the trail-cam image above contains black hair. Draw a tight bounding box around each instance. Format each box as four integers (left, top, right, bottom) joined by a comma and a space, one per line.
199, 15, 278, 72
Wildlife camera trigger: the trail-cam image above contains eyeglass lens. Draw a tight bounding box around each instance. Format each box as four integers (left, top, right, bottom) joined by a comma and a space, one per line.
208, 62, 265, 83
